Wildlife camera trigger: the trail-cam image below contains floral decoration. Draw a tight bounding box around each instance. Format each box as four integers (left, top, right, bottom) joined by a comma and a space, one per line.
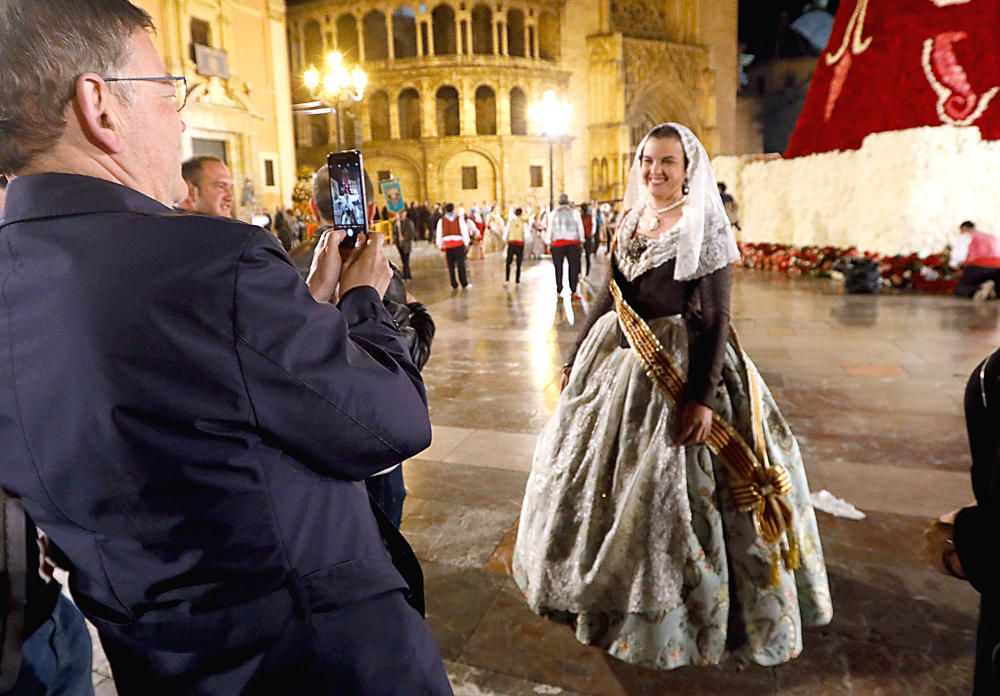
737, 241, 960, 293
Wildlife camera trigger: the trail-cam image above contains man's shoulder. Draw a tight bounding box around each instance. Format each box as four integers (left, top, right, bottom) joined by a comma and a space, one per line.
159, 212, 264, 244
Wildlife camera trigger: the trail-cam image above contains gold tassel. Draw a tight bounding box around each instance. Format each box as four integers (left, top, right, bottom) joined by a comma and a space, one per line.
783, 532, 801, 572
769, 549, 782, 587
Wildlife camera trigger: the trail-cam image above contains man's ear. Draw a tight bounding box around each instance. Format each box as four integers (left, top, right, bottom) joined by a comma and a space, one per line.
74, 74, 125, 154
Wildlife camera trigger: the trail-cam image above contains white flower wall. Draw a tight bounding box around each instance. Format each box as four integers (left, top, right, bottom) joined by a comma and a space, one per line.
713, 126, 1000, 255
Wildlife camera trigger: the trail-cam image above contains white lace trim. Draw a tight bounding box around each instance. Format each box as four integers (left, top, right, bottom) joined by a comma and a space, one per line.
614, 208, 740, 282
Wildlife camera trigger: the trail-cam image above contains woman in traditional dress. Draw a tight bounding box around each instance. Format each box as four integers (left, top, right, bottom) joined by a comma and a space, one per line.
513, 123, 832, 670
468, 207, 487, 260
485, 206, 507, 253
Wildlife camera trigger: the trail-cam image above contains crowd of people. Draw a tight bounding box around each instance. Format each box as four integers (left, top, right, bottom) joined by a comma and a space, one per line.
1, 2, 1000, 695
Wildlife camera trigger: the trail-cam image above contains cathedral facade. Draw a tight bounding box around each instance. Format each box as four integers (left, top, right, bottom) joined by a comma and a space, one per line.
286, 0, 737, 210
136, 0, 297, 217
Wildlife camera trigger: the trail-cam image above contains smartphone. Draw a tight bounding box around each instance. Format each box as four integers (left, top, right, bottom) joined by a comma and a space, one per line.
326, 149, 368, 249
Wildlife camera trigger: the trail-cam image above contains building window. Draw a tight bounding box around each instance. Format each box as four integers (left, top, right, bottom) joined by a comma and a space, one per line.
378, 169, 391, 181
474, 85, 496, 135
462, 166, 478, 190
538, 11, 560, 61
436, 85, 460, 136
471, 4, 493, 55
398, 88, 421, 139
264, 159, 276, 187
192, 138, 229, 165
530, 165, 543, 188
336, 14, 359, 62
432, 5, 456, 55
507, 9, 525, 57
509, 87, 527, 135
392, 7, 418, 58
304, 19, 323, 65
369, 90, 391, 140
420, 22, 430, 56
363, 10, 388, 61
190, 18, 211, 59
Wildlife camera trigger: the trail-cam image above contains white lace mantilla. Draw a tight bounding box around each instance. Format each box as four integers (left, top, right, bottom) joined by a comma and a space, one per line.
614, 208, 739, 282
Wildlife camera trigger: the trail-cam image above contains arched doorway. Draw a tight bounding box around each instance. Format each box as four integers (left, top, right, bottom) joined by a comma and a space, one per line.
442, 150, 497, 206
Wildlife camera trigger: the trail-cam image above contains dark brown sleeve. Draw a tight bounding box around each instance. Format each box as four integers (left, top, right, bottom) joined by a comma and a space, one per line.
564, 274, 614, 367
685, 265, 733, 407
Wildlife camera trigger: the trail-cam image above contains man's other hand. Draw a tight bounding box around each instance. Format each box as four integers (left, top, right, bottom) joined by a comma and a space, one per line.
307, 229, 346, 303
340, 232, 393, 299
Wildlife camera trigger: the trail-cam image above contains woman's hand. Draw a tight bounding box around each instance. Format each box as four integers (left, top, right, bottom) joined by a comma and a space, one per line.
559, 365, 572, 393
677, 402, 713, 445
924, 519, 966, 579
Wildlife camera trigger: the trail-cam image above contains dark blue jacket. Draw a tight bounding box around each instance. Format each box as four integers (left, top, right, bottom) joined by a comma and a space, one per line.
0, 174, 444, 692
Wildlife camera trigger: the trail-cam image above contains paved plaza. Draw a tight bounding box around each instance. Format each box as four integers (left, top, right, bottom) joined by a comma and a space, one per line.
92, 243, 987, 694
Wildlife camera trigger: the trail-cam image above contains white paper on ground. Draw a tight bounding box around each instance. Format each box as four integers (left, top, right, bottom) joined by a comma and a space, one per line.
810, 489, 866, 520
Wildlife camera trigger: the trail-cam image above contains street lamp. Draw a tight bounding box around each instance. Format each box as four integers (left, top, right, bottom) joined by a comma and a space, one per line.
528, 90, 572, 212
297, 51, 367, 151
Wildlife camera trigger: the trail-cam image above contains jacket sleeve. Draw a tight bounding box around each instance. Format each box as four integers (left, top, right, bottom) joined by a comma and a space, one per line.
954, 502, 1000, 594
233, 229, 431, 481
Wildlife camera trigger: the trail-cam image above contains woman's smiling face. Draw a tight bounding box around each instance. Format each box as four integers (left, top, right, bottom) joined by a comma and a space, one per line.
640, 135, 687, 203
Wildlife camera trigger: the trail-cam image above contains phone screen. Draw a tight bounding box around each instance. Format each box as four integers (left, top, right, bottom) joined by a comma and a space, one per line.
326, 150, 368, 248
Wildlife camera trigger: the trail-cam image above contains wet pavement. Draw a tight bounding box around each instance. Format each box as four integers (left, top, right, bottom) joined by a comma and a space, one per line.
93, 242, 990, 694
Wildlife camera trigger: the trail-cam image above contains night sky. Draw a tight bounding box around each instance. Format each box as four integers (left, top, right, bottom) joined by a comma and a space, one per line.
739, 0, 841, 61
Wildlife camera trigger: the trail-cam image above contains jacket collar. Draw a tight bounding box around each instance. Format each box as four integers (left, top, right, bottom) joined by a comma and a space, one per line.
1, 173, 173, 226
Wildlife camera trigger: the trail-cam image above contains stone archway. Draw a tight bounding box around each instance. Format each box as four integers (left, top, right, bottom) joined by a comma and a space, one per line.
439, 149, 497, 206
366, 152, 423, 204
625, 77, 702, 149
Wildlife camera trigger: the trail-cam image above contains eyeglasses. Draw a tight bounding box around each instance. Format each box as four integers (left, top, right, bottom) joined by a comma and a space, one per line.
101, 75, 188, 111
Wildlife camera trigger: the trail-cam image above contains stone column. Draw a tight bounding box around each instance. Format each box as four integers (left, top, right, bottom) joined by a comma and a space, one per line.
498, 78, 511, 135
422, 78, 437, 137
461, 78, 474, 135
357, 19, 365, 62
416, 19, 424, 56
426, 19, 435, 56
358, 101, 372, 144
387, 13, 395, 61
499, 18, 508, 56
389, 91, 400, 140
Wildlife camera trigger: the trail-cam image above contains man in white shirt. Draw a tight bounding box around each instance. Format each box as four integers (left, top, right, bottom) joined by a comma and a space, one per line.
435, 202, 471, 289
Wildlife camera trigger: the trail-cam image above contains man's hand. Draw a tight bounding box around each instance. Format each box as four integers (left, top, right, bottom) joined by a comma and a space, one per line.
677, 402, 713, 445
924, 519, 965, 579
340, 232, 393, 299
307, 229, 346, 303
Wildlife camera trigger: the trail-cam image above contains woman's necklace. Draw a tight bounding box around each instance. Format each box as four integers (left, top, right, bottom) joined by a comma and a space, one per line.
644, 196, 686, 233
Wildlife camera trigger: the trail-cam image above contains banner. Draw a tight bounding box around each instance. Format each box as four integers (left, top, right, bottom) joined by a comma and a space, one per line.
379, 178, 406, 214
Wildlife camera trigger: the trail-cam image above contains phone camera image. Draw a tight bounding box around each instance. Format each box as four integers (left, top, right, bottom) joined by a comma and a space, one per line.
327, 150, 367, 249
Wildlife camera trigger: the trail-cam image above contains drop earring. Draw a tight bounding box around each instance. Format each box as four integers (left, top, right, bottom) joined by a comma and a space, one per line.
681, 179, 690, 196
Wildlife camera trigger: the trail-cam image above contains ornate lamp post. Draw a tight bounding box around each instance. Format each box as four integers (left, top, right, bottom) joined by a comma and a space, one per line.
297, 51, 367, 151
529, 90, 572, 211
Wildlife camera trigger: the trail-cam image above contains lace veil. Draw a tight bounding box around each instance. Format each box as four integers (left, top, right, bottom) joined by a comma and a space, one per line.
622, 122, 740, 281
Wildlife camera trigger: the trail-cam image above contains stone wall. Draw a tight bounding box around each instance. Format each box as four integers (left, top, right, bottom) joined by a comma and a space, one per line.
138, 0, 296, 216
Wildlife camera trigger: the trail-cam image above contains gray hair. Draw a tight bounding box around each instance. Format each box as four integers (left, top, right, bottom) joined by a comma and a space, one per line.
0, 0, 154, 175
312, 165, 334, 224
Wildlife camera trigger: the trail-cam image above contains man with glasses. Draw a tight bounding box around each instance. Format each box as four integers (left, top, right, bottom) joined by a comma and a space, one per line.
0, 1, 450, 694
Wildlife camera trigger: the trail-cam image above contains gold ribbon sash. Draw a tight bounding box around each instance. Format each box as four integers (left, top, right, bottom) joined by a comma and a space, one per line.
609, 278, 799, 582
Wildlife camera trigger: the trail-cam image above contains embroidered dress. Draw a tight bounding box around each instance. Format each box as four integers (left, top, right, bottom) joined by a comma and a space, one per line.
512, 208, 833, 670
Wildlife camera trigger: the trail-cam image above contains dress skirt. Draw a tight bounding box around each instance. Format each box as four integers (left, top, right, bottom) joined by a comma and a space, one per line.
512, 311, 833, 670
